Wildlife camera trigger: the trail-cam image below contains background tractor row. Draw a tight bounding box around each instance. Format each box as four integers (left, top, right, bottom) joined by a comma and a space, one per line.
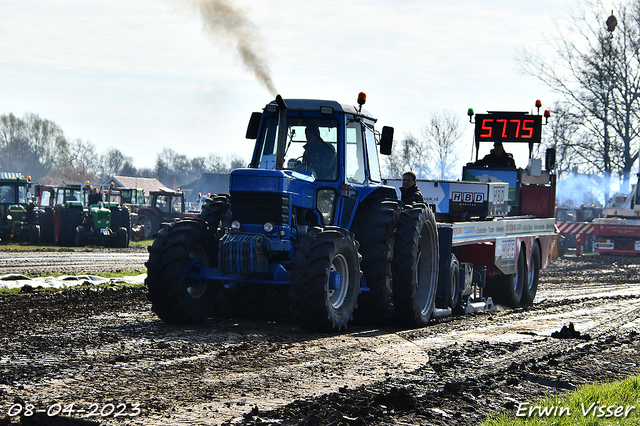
35, 183, 130, 248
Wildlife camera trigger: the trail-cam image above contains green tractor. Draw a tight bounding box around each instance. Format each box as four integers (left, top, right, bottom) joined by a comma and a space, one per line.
0, 173, 40, 244
36, 183, 130, 247
76, 185, 130, 248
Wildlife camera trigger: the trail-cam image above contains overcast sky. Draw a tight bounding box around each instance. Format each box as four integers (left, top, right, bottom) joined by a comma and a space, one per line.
1, 0, 568, 170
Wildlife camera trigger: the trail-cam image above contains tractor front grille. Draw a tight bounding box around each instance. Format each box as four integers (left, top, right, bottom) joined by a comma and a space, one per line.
231, 192, 289, 226
219, 233, 269, 274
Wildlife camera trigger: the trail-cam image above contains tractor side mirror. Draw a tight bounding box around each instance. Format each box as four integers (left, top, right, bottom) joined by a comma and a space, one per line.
246, 112, 262, 139
545, 147, 556, 171
380, 126, 394, 156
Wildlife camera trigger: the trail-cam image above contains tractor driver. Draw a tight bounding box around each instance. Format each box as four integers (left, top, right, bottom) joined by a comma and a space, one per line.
303, 125, 337, 180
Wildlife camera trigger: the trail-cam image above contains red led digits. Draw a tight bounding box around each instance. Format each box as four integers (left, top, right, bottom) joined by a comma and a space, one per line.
509, 119, 521, 137
480, 119, 493, 138
521, 119, 534, 138
497, 119, 508, 138
474, 113, 542, 143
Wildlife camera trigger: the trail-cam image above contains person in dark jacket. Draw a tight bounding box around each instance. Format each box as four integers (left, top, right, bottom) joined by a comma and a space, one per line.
400, 171, 423, 204
475, 141, 516, 168
88, 187, 102, 205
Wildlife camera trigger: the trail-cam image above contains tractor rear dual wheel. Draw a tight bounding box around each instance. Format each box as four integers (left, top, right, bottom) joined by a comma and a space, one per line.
392, 204, 439, 327
351, 199, 400, 325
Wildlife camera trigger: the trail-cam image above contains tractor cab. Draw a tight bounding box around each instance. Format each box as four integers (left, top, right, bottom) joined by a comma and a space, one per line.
0, 172, 38, 243
240, 93, 395, 236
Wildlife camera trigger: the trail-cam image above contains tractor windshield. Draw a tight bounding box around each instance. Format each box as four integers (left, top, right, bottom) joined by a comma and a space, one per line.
0, 185, 15, 204
255, 116, 339, 181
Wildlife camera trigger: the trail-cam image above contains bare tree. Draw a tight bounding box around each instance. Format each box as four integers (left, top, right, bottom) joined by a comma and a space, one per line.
68, 139, 99, 174
24, 113, 68, 173
0, 112, 68, 180
383, 134, 431, 179
99, 148, 132, 181
519, 0, 640, 196
423, 110, 464, 180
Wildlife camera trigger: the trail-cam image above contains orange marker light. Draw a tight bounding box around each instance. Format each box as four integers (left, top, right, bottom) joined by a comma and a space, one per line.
357, 92, 366, 105
535, 99, 542, 108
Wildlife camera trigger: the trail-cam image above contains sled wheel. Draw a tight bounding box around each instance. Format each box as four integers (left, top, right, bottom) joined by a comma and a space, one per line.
521, 243, 540, 305
145, 219, 217, 324
392, 204, 439, 327
289, 227, 361, 331
498, 243, 527, 307
351, 199, 400, 325
449, 253, 462, 312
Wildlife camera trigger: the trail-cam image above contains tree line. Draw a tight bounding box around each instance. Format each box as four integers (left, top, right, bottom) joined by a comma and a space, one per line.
0, 112, 247, 188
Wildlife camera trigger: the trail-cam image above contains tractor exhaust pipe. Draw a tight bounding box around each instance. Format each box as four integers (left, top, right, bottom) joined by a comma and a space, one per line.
275, 95, 288, 170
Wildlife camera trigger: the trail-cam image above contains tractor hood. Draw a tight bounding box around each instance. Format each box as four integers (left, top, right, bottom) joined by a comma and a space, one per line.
229, 168, 315, 209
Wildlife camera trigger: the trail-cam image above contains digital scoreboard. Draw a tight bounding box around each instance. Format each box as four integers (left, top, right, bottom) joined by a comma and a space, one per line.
474, 113, 542, 144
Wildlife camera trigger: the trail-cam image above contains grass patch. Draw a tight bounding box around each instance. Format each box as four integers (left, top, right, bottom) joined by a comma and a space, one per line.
483, 375, 640, 425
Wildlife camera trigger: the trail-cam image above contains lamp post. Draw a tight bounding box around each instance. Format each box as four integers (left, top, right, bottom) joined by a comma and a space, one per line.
603, 12, 616, 200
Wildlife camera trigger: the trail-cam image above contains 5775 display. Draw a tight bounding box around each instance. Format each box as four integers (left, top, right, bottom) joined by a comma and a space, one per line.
474, 113, 542, 144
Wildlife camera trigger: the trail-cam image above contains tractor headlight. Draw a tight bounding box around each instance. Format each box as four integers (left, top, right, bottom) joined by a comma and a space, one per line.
6, 214, 12, 221
316, 189, 337, 225
263, 222, 274, 233
231, 220, 241, 230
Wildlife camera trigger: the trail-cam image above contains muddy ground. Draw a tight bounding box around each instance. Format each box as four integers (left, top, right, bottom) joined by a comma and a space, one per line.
1, 254, 640, 425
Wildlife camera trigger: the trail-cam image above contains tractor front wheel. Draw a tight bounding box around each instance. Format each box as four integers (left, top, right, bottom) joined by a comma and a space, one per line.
146, 219, 216, 324
289, 227, 361, 332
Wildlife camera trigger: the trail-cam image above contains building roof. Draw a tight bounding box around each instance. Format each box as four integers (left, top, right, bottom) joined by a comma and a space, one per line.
104, 176, 173, 195
180, 173, 229, 202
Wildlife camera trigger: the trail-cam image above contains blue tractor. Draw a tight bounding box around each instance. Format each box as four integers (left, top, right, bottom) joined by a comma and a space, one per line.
146, 94, 439, 331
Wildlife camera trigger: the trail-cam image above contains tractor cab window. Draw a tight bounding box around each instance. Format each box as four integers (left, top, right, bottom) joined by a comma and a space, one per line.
256, 116, 339, 181
0, 185, 14, 203
346, 121, 365, 184
39, 190, 52, 207
17, 185, 29, 203
365, 125, 382, 182
170, 196, 182, 213
155, 195, 170, 213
